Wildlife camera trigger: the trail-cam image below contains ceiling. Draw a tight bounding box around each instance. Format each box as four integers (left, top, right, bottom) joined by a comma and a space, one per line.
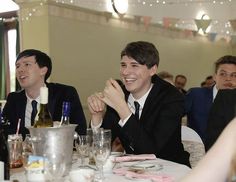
52, 0, 236, 36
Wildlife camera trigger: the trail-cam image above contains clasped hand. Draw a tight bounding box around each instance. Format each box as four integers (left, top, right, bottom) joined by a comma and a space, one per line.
87, 78, 130, 122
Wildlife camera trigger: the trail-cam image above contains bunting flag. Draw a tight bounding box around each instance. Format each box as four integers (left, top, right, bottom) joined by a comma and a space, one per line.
229, 19, 236, 31
194, 19, 212, 33
142, 16, 152, 30
183, 29, 193, 37
208, 32, 217, 42
162, 17, 179, 28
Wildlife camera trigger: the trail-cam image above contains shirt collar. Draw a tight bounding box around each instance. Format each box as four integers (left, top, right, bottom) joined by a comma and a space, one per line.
128, 84, 153, 110
213, 84, 218, 100
25, 92, 40, 103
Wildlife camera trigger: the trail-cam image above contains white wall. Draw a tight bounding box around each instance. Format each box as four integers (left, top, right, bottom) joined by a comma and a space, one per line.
17, 2, 235, 120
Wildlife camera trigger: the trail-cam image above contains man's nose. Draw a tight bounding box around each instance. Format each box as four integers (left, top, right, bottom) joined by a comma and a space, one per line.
122, 67, 132, 75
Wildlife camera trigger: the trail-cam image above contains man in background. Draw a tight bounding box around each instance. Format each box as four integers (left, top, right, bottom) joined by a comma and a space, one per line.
205, 75, 215, 88
157, 71, 174, 85
205, 88, 236, 151
185, 55, 236, 144
2, 49, 87, 137
175, 74, 187, 94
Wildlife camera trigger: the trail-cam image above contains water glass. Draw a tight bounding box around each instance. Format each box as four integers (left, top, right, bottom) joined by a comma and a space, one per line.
75, 135, 90, 167
92, 129, 111, 181
8, 134, 23, 168
87, 128, 95, 165
43, 152, 66, 181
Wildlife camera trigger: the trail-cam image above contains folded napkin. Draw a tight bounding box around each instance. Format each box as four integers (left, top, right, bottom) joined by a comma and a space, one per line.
113, 167, 173, 182
114, 154, 156, 162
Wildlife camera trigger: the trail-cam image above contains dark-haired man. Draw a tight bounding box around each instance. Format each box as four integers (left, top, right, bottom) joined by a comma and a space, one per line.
2, 49, 87, 137
88, 41, 190, 166
185, 55, 236, 145
175, 74, 187, 94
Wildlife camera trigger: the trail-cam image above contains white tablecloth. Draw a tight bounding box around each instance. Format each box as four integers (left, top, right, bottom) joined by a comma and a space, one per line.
11, 157, 190, 182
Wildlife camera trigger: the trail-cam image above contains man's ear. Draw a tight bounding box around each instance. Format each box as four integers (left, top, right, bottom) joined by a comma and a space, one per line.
150, 65, 157, 76
40, 66, 48, 77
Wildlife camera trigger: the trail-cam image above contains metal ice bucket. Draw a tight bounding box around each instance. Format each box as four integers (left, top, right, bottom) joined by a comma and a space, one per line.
28, 124, 77, 174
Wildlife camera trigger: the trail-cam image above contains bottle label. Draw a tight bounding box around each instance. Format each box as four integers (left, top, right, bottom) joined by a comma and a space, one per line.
0, 161, 4, 180
40, 87, 48, 104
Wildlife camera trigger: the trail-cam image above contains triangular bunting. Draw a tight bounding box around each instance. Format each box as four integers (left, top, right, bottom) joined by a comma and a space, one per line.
194, 19, 212, 33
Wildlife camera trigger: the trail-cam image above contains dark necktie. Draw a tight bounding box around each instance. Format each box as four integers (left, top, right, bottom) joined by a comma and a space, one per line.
134, 101, 140, 120
31, 100, 38, 126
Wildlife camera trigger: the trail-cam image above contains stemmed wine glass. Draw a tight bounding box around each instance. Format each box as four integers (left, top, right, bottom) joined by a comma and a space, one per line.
92, 129, 111, 182
43, 152, 66, 182
75, 135, 90, 167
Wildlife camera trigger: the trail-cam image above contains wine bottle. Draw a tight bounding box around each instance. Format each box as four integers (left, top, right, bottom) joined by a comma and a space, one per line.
34, 86, 53, 128
0, 128, 10, 180
60, 101, 70, 125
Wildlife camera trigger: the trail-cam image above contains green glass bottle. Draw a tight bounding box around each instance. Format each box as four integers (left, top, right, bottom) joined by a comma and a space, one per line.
34, 87, 53, 128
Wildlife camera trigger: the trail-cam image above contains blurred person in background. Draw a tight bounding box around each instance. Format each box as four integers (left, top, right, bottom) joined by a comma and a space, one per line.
185, 55, 236, 145
205, 75, 215, 88
206, 88, 236, 150
157, 71, 174, 85
175, 74, 187, 94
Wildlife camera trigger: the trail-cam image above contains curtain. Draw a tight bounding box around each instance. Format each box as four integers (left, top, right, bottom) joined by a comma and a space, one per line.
0, 18, 19, 99
15, 19, 20, 91
0, 20, 6, 100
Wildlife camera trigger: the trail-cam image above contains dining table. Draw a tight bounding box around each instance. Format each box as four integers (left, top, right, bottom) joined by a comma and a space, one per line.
10, 154, 191, 182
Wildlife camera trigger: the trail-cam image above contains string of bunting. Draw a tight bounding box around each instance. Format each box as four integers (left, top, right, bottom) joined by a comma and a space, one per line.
16, 0, 236, 44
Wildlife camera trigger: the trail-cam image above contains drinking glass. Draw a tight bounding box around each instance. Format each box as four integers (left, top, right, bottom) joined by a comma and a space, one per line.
22, 134, 34, 166
8, 134, 23, 168
43, 152, 66, 182
75, 135, 90, 167
92, 129, 111, 182
86, 128, 95, 165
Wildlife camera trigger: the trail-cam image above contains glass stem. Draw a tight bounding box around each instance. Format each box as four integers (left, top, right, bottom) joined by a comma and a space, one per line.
81, 156, 85, 166
98, 164, 104, 180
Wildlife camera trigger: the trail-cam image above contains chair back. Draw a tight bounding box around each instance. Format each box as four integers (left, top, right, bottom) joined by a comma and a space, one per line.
181, 126, 205, 168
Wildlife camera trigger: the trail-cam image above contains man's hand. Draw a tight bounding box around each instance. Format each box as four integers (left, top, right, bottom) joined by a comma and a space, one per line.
87, 92, 105, 125
100, 78, 131, 120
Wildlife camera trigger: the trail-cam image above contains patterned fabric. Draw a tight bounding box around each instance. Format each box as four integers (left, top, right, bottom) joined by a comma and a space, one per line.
182, 140, 205, 168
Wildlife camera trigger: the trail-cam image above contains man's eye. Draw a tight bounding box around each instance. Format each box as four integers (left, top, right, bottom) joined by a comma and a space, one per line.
219, 72, 226, 77
232, 74, 236, 78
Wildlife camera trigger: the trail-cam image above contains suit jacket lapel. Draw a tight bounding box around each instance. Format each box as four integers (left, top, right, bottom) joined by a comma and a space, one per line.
206, 87, 214, 109
17, 90, 27, 128
140, 76, 162, 122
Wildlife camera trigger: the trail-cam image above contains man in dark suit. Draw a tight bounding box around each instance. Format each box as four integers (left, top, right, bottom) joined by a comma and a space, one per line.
205, 89, 236, 151
185, 86, 213, 144
2, 49, 87, 138
88, 41, 190, 166
185, 55, 236, 145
